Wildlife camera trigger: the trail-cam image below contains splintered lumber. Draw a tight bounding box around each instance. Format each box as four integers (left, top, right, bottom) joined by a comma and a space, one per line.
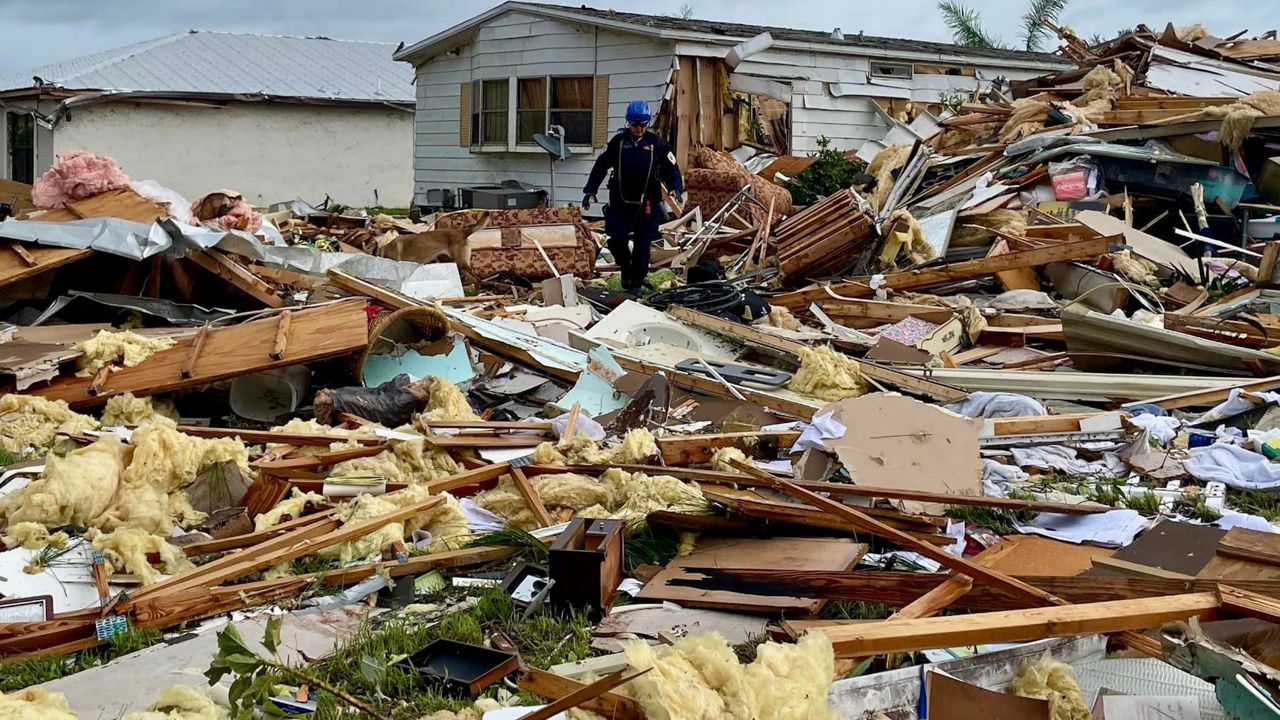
657, 430, 801, 465
33, 300, 368, 407
774, 190, 875, 278
518, 668, 644, 720
1121, 376, 1280, 411
726, 459, 1061, 606
510, 466, 555, 528
703, 487, 954, 545
180, 510, 337, 557
564, 463, 1107, 515
139, 495, 444, 600
771, 235, 1117, 308
1218, 527, 1280, 567
816, 592, 1220, 656
674, 569, 1280, 610
663, 305, 967, 402
1218, 585, 1280, 625
271, 309, 293, 360
187, 249, 286, 308
516, 668, 649, 720
176, 425, 385, 446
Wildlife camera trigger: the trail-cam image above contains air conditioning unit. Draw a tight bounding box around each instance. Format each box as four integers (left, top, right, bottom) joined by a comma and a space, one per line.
459, 184, 547, 210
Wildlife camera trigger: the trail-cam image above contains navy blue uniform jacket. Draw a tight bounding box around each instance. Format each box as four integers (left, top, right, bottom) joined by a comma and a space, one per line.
583, 130, 683, 217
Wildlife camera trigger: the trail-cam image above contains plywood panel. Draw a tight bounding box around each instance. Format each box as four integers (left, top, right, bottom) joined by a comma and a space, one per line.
33, 299, 369, 408
635, 536, 866, 614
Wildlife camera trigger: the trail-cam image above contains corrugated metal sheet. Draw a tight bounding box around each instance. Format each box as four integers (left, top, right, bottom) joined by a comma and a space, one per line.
1, 31, 413, 104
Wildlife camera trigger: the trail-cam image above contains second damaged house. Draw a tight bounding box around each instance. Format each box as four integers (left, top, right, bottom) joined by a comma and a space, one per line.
0, 31, 414, 207
393, 1, 1070, 211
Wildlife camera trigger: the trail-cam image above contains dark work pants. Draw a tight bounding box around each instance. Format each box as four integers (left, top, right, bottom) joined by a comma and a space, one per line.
604, 201, 659, 291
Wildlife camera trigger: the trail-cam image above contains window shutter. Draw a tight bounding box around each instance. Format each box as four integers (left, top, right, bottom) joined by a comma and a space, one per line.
592, 75, 610, 148
459, 82, 471, 148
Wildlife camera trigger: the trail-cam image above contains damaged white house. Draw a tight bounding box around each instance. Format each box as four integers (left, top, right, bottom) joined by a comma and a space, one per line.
393, 1, 1071, 208
0, 31, 415, 207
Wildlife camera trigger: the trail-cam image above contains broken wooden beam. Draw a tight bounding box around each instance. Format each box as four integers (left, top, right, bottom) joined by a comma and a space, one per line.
771, 235, 1117, 308
813, 592, 1220, 657
33, 299, 369, 407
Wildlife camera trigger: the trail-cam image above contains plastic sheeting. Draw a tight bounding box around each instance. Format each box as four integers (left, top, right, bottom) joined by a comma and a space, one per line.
1015, 509, 1148, 547
947, 392, 1047, 419
1184, 442, 1280, 490
0, 217, 168, 259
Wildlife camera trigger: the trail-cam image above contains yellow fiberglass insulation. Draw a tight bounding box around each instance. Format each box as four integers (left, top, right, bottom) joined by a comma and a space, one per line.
1011, 657, 1090, 720
999, 97, 1052, 143
950, 209, 1028, 248
121, 685, 228, 720
75, 329, 176, 376
318, 492, 402, 561
878, 210, 934, 268
3, 522, 69, 550
529, 428, 659, 467
255, 489, 327, 530
1207, 90, 1280, 149
267, 418, 377, 457
91, 527, 194, 586
0, 394, 99, 454
476, 470, 703, 528
421, 377, 481, 422
867, 144, 912, 212
1109, 250, 1160, 285
315, 485, 468, 561
475, 473, 613, 529
0, 687, 78, 720
391, 436, 461, 482
168, 491, 207, 528
100, 393, 179, 427
92, 423, 249, 534
602, 468, 707, 521
1, 435, 128, 528
789, 346, 867, 402
765, 306, 802, 331
330, 449, 407, 484
621, 631, 836, 720
710, 447, 750, 473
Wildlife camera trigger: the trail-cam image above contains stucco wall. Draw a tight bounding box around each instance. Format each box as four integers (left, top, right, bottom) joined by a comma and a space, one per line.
53, 100, 413, 207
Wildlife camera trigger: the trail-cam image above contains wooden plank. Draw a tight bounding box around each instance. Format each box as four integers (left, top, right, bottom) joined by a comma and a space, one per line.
726, 459, 1063, 607
187, 249, 285, 308
271, 310, 293, 360
0, 245, 93, 289
510, 466, 554, 528
1218, 527, 1280, 567
772, 235, 1116, 308
657, 430, 800, 465
33, 300, 368, 407
634, 536, 867, 613
147, 496, 444, 598
517, 668, 648, 720
326, 269, 417, 310
181, 511, 337, 557
988, 238, 1040, 291
814, 593, 1221, 657
612, 352, 818, 419
660, 305, 967, 403
1091, 556, 1196, 580
1123, 376, 1280, 411
176, 425, 385, 446
519, 668, 644, 720
676, 569, 1280, 610
566, 463, 1108, 515
180, 324, 211, 379
1219, 585, 1280, 624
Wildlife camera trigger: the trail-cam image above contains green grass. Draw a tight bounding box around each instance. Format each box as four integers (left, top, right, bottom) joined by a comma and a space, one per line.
0, 448, 22, 467
1189, 502, 1222, 523
293, 587, 595, 719
1079, 479, 1128, 507
0, 628, 163, 692
1123, 490, 1162, 516
817, 601, 895, 621
623, 524, 681, 574
945, 505, 1030, 535
469, 527, 550, 565
1227, 489, 1280, 522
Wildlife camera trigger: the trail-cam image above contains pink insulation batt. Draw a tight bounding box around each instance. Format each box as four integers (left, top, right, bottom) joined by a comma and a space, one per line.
31, 149, 131, 209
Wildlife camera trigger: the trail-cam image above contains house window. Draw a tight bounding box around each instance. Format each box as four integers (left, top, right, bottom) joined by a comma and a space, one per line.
495, 75, 595, 148
870, 61, 914, 80
471, 78, 510, 146
470, 75, 599, 151
549, 76, 593, 145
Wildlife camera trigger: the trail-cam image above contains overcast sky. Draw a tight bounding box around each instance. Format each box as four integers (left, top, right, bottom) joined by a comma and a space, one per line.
0, 0, 1270, 76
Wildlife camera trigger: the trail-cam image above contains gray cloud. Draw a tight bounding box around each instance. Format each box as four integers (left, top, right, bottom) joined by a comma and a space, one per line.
0, 0, 1271, 76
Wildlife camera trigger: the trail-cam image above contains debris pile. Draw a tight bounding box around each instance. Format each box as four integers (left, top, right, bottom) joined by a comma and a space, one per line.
5, 15, 1280, 720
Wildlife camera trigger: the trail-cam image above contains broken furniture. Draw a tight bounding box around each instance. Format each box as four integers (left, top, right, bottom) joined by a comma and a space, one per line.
394, 639, 521, 697
548, 518, 625, 615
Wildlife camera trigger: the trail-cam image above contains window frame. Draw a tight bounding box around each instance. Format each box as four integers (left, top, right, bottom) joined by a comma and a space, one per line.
472, 74, 596, 153
869, 61, 914, 80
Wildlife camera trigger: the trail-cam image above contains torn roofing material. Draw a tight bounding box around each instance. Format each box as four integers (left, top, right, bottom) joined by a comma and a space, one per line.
0, 30, 414, 104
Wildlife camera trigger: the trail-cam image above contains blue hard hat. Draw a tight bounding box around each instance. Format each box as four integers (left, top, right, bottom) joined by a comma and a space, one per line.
625, 99, 652, 125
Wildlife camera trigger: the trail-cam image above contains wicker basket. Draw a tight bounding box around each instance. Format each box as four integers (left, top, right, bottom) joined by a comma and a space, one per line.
351, 305, 451, 381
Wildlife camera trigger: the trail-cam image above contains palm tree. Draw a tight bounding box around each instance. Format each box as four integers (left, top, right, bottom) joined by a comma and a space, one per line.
939, 0, 1069, 52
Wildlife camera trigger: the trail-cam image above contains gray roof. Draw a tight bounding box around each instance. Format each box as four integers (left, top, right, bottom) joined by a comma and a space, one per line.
1, 31, 414, 104
397, 1, 1071, 69
533, 3, 1066, 64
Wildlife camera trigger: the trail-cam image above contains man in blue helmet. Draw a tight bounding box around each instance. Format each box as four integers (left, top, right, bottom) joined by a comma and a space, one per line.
583, 99, 683, 294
